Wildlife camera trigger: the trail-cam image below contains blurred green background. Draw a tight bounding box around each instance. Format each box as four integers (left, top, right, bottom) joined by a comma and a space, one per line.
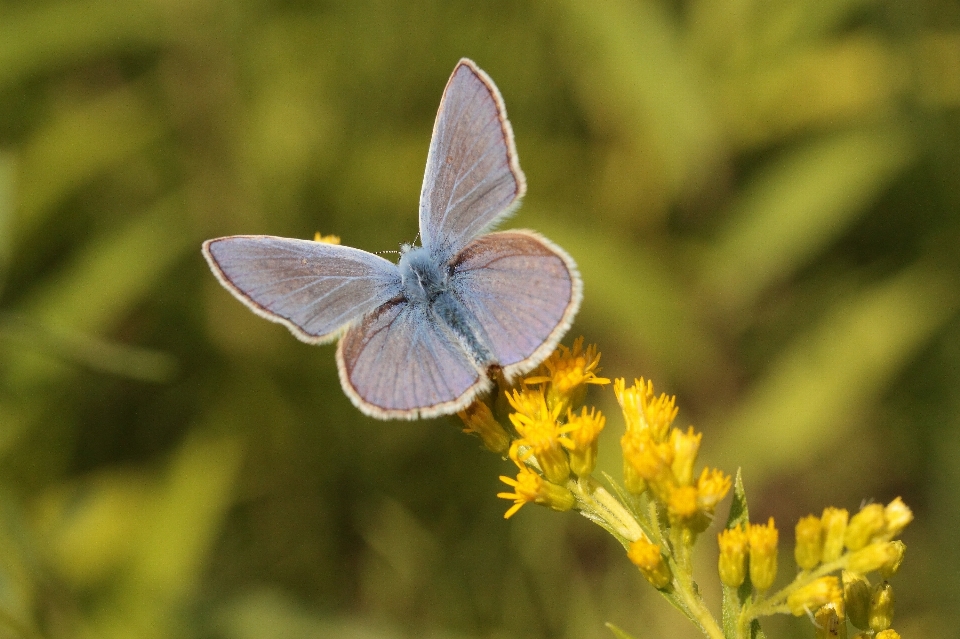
1, 0, 959, 637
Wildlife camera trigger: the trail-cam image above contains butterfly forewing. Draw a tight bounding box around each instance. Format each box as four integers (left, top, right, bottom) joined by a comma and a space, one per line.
451, 230, 582, 377
203, 236, 402, 343
419, 59, 525, 261
336, 301, 489, 419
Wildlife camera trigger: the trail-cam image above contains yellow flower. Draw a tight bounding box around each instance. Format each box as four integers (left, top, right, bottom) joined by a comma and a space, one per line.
670, 427, 702, 486
621, 429, 675, 500
821, 507, 849, 562
845, 504, 886, 551
883, 497, 913, 538
787, 576, 842, 616
847, 541, 904, 576
560, 406, 605, 477
497, 465, 574, 519
695, 467, 731, 514
508, 389, 569, 484
459, 401, 511, 455
718, 525, 749, 588
869, 581, 894, 632
794, 514, 824, 570
506, 388, 553, 422
526, 337, 610, 412
313, 232, 341, 244
879, 540, 906, 579
667, 485, 699, 521
748, 517, 779, 591
843, 570, 872, 630
614, 378, 677, 440
627, 536, 672, 589
813, 603, 843, 639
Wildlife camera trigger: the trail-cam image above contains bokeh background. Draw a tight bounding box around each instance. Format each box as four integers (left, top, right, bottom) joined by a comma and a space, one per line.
1, 0, 959, 637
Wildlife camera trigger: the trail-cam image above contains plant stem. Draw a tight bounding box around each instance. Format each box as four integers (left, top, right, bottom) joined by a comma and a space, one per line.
573, 477, 643, 541
672, 568, 725, 639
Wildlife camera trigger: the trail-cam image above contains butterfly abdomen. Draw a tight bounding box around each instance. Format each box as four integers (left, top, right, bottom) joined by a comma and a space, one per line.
432, 291, 495, 370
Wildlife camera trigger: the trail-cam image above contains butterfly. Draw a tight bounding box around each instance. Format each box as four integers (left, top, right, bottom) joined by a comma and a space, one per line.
202, 59, 582, 419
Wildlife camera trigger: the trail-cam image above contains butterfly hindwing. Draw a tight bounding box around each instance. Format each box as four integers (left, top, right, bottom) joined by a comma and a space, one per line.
450, 230, 582, 379
336, 300, 489, 419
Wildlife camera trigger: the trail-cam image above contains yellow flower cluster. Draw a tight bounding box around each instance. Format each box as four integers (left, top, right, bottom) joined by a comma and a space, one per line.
525, 337, 609, 413
462, 338, 609, 519
718, 498, 911, 635
792, 498, 911, 578
458, 338, 913, 639
616, 378, 730, 530
717, 519, 780, 591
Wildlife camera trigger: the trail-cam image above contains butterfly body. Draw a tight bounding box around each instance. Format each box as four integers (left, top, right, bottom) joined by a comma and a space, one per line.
203, 59, 581, 419
398, 244, 497, 370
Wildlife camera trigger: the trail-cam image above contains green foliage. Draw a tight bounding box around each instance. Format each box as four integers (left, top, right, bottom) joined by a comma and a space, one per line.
0, 0, 958, 638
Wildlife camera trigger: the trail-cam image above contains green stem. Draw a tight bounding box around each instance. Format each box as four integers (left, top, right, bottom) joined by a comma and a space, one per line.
662, 524, 723, 639
572, 479, 724, 639
672, 566, 725, 639
736, 555, 850, 635
572, 477, 643, 541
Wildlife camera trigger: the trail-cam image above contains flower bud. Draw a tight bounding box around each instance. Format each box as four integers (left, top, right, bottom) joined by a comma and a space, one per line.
748, 518, 779, 591
622, 457, 647, 494
562, 407, 605, 477
874, 630, 900, 639
459, 402, 511, 454
787, 576, 841, 616
821, 507, 849, 562
628, 536, 672, 589
845, 504, 886, 551
869, 581, 894, 632
813, 603, 843, 639
794, 515, 824, 570
883, 497, 912, 538
879, 540, 905, 579
670, 427, 701, 486
718, 525, 749, 588
847, 542, 900, 575
843, 570, 871, 630
696, 468, 731, 514
621, 430, 675, 502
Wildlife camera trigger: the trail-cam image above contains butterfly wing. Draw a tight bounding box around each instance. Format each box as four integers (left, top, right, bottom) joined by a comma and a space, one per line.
336, 300, 489, 419
203, 235, 402, 343
419, 59, 526, 261
450, 230, 582, 379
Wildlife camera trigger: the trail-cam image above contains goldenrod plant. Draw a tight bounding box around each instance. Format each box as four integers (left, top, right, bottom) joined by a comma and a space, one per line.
462, 338, 912, 639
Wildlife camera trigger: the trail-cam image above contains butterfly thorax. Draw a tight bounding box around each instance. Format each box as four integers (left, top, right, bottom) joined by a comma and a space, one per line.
398, 245, 496, 369
398, 246, 447, 304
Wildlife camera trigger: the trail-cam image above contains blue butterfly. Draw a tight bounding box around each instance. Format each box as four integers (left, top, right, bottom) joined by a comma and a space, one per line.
203, 59, 582, 419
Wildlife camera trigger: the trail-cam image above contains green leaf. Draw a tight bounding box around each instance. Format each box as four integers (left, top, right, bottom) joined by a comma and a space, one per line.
721, 470, 750, 639
724, 469, 749, 530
